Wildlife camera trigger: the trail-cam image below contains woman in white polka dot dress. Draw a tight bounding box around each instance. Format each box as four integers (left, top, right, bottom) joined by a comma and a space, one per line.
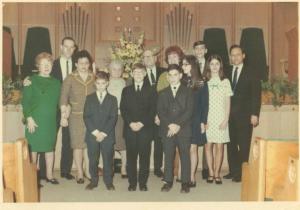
204, 55, 233, 184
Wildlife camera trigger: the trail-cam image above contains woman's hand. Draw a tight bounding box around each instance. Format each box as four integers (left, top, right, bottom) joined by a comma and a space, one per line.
200, 123, 206, 134
60, 118, 68, 127
27, 117, 38, 133
219, 120, 228, 130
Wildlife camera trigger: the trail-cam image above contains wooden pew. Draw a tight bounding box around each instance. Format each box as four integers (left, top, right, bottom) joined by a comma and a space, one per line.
3, 138, 39, 202
273, 156, 299, 201
3, 188, 15, 202
241, 137, 298, 201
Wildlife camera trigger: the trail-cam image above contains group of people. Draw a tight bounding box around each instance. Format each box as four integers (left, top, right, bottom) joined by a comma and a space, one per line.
21, 36, 261, 194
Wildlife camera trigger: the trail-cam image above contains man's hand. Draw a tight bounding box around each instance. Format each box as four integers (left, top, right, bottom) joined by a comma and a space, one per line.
155, 115, 160, 126
251, 115, 259, 127
23, 77, 32, 87
27, 117, 38, 133
136, 122, 144, 131
200, 123, 205, 134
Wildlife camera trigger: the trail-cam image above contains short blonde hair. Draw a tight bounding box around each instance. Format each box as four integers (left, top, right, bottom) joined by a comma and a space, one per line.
109, 60, 124, 72
35, 52, 53, 67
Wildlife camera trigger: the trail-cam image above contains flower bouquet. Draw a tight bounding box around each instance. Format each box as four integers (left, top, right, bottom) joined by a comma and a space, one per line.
2, 75, 23, 105
110, 28, 145, 79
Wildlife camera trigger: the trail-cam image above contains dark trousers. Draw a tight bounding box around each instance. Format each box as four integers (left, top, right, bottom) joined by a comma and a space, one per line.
202, 150, 208, 170
153, 125, 163, 171
125, 134, 151, 187
38, 153, 46, 179
228, 115, 253, 177
60, 126, 73, 175
163, 136, 191, 184
86, 138, 114, 185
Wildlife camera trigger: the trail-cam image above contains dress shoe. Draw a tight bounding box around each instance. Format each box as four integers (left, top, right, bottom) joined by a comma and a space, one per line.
176, 178, 182, 183
180, 183, 190, 193
206, 176, 214, 184
45, 178, 59, 184
128, 185, 137, 191
121, 174, 128, 179
154, 169, 164, 178
85, 182, 97, 190
202, 169, 209, 179
223, 173, 233, 179
76, 178, 84, 184
139, 185, 148, 191
232, 176, 241, 182
215, 177, 223, 184
189, 181, 196, 188
61, 173, 75, 180
161, 183, 172, 192
106, 184, 115, 191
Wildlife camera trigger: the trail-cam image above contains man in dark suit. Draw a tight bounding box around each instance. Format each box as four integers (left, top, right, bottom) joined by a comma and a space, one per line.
143, 48, 165, 178
51, 36, 76, 180
193, 40, 209, 179
224, 45, 261, 182
120, 63, 156, 191
83, 71, 118, 190
157, 64, 194, 193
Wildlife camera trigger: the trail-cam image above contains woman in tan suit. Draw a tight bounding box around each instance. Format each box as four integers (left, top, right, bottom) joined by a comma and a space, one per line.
60, 50, 95, 184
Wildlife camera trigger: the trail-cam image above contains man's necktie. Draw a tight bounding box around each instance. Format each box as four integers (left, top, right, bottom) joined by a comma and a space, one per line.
172, 86, 177, 98
137, 85, 140, 92
232, 67, 238, 90
67, 60, 70, 74
150, 69, 156, 85
99, 92, 103, 104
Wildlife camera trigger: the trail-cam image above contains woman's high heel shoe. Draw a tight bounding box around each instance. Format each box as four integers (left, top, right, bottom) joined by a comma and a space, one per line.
215, 177, 223, 184
206, 176, 214, 184
45, 178, 59, 184
76, 178, 84, 184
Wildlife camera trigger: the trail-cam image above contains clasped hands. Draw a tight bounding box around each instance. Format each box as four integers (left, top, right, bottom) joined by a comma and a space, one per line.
130, 122, 144, 132
92, 130, 107, 142
167, 123, 180, 137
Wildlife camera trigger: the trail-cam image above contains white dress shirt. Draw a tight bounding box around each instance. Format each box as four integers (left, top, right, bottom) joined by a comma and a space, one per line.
60, 56, 73, 80
170, 83, 180, 97
96, 90, 107, 104
135, 82, 144, 91
232, 63, 244, 83
146, 66, 157, 85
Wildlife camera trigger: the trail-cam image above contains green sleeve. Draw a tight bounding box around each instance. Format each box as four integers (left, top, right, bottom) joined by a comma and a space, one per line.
21, 79, 34, 119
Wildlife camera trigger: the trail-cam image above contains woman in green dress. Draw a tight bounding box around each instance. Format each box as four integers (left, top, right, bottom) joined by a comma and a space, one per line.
22, 52, 61, 184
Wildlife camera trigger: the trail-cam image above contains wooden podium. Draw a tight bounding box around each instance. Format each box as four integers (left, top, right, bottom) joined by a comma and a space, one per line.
3, 138, 39, 202
241, 137, 299, 201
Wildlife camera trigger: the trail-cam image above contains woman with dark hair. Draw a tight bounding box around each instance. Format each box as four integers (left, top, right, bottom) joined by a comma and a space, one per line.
204, 55, 232, 185
60, 50, 96, 184
181, 55, 209, 187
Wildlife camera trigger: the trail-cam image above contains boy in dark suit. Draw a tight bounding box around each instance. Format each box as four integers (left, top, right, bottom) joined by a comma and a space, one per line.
157, 64, 194, 193
120, 63, 156, 191
83, 71, 118, 190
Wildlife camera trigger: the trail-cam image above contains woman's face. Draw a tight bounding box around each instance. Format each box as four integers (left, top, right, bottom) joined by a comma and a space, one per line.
38, 58, 52, 76
76, 57, 90, 73
182, 59, 192, 75
167, 52, 180, 65
209, 58, 221, 74
110, 65, 123, 78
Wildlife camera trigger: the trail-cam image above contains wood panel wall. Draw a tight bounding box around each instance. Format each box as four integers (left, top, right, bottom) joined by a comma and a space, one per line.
2, 2, 298, 78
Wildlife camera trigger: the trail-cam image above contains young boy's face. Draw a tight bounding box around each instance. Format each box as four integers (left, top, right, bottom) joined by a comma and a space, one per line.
167, 69, 182, 86
132, 68, 146, 83
95, 78, 109, 92
193, 44, 207, 60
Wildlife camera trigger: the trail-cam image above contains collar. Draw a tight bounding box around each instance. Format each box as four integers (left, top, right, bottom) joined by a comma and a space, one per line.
198, 58, 206, 64
233, 63, 243, 71
60, 56, 72, 63
135, 81, 144, 89
97, 90, 107, 99
171, 83, 180, 90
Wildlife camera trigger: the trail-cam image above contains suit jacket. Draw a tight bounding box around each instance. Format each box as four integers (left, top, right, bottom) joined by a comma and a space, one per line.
144, 66, 166, 89
120, 82, 156, 141
228, 65, 261, 119
157, 84, 194, 139
51, 58, 75, 83
83, 92, 118, 143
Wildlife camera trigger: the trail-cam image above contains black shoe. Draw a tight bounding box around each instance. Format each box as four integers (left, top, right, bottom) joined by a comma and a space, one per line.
161, 183, 172, 192
38, 183, 44, 188
85, 182, 97, 190
121, 174, 128, 179
76, 178, 84, 184
139, 185, 148, 191
215, 177, 223, 184
106, 184, 115, 191
128, 185, 136, 191
206, 176, 214, 184
202, 169, 209, 179
61, 173, 75, 180
154, 169, 163, 178
223, 173, 233, 179
45, 178, 59, 184
176, 178, 182, 183
232, 176, 241, 182
180, 183, 190, 193
189, 181, 196, 188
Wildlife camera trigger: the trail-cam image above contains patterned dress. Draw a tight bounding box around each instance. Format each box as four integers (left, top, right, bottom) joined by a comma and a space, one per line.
22, 75, 61, 152
206, 77, 233, 143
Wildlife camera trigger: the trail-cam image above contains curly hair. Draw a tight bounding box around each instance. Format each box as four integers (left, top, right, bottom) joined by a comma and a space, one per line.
164, 45, 184, 65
